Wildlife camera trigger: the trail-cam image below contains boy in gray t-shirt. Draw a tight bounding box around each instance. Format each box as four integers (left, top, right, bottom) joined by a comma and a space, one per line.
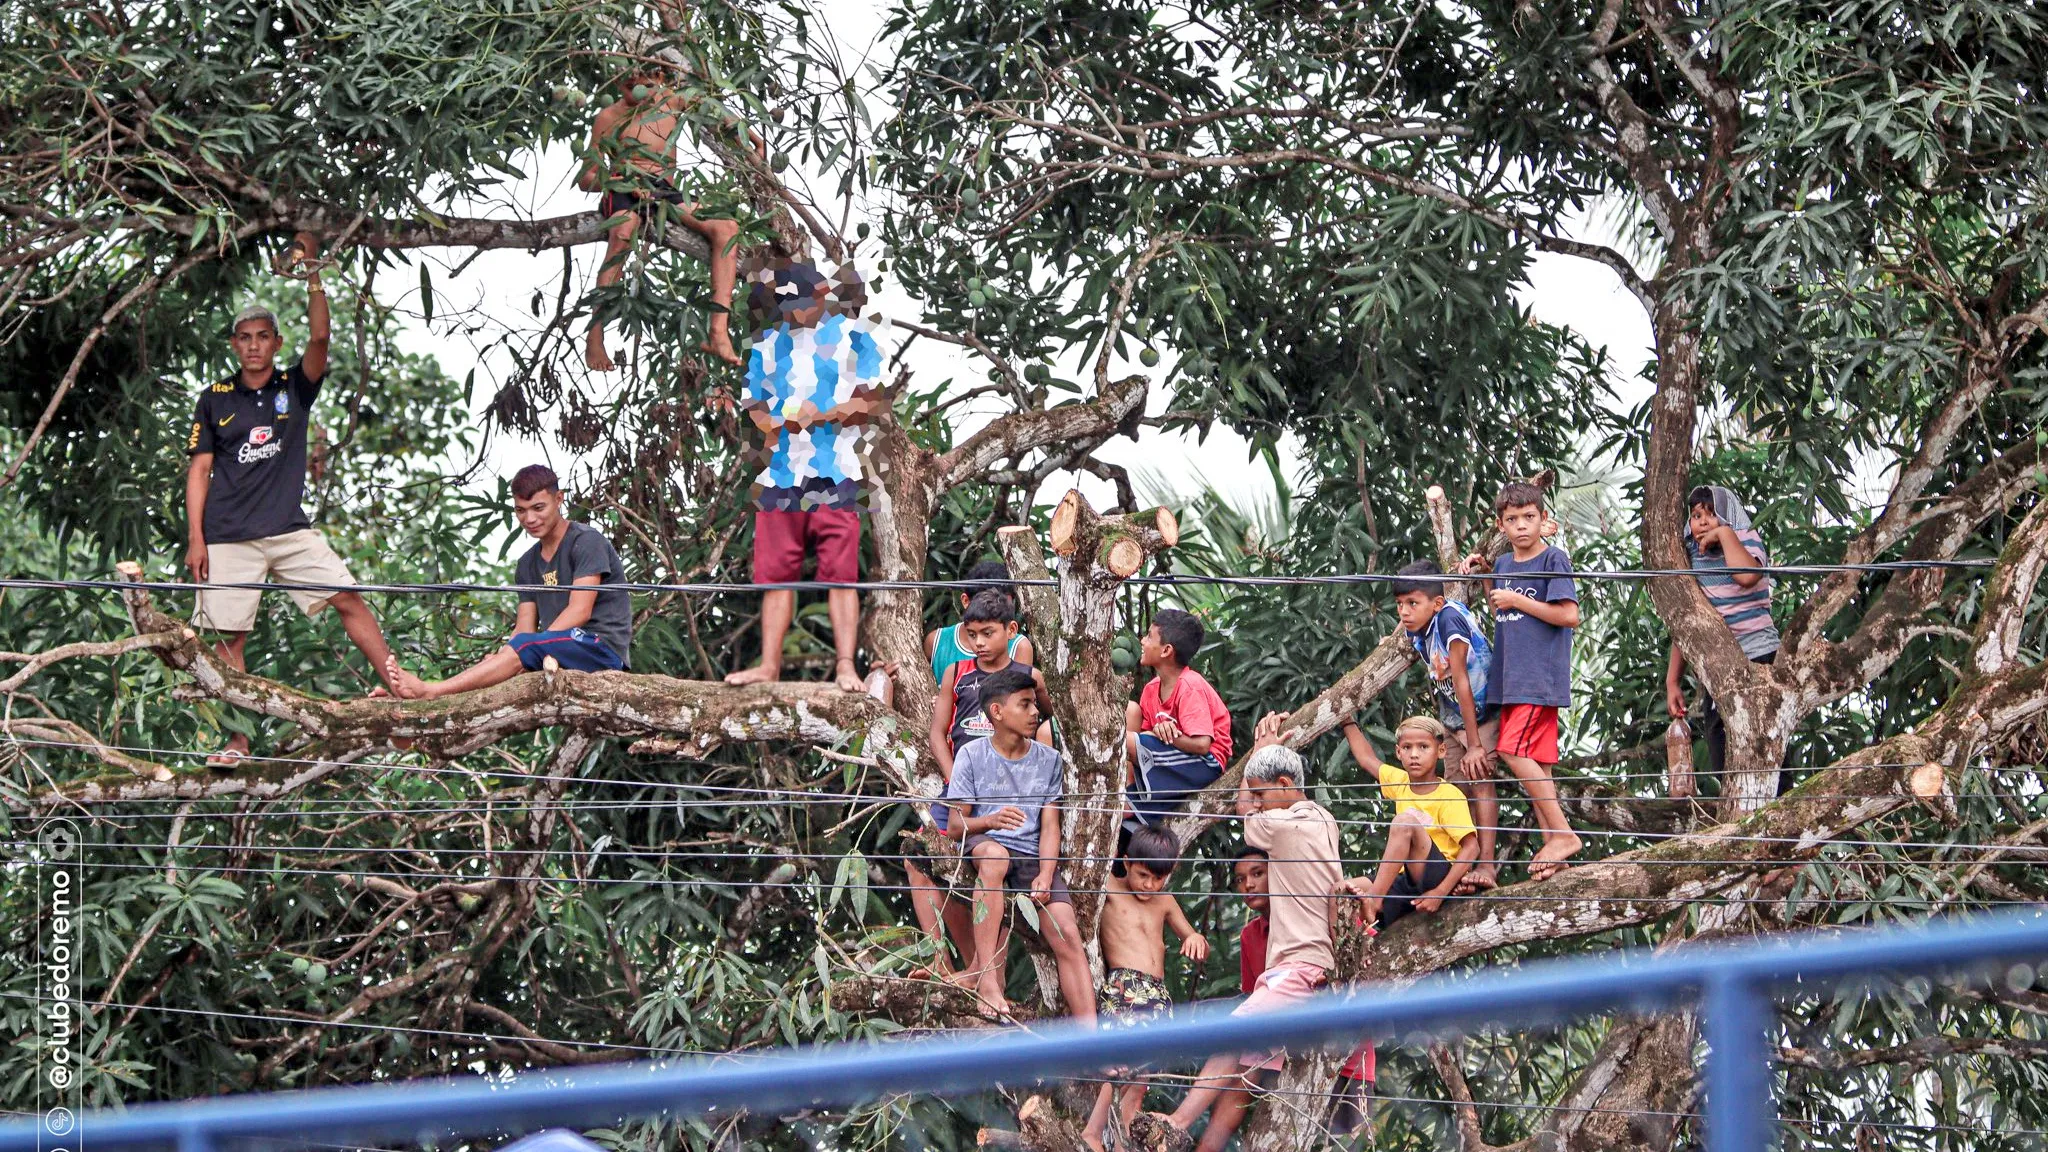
940, 666, 1095, 1025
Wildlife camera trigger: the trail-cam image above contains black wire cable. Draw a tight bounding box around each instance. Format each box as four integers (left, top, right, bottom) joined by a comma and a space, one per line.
23, 838, 2048, 873
23, 857, 2046, 905
0, 556, 1998, 600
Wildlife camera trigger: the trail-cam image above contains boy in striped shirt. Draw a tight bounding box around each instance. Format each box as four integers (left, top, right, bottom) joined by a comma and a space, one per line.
1665, 485, 1786, 792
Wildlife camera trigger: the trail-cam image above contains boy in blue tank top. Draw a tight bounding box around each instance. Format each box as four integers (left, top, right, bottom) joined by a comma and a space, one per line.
925, 559, 1035, 681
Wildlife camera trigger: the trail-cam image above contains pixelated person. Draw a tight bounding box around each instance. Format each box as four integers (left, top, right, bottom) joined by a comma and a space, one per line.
186, 235, 402, 766
382, 465, 633, 699
724, 259, 884, 693
576, 64, 744, 370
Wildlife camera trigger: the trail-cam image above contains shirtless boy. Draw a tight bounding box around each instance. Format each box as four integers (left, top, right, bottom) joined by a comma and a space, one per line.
577, 69, 742, 369
1083, 827, 1208, 1152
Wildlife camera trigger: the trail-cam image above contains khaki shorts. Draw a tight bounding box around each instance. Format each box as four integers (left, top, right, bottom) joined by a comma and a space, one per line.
195, 529, 357, 633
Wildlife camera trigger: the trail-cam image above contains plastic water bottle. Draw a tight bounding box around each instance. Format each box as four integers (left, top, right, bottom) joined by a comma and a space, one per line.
1666, 718, 1695, 799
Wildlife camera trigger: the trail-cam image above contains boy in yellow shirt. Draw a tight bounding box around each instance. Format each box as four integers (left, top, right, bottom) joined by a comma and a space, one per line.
1338, 715, 1479, 928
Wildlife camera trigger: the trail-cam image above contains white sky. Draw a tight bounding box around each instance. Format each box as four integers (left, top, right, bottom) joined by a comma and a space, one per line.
362, 4, 1658, 526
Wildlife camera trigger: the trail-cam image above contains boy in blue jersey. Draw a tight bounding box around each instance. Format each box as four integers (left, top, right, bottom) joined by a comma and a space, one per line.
1391, 559, 1502, 891
726, 260, 885, 693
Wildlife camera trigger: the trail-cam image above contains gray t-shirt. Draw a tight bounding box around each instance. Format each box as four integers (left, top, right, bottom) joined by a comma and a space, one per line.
943, 738, 1064, 857
514, 522, 633, 668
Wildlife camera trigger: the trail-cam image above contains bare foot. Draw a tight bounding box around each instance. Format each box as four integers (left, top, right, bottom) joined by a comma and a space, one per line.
1131, 1113, 1193, 1152
700, 336, 743, 367
206, 734, 252, 770
835, 657, 865, 693
724, 661, 781, 686
586, 328, 615, 372
1528, 832, 1583, 881
1081, 1133, 1106, 1152
1454, 867, 1498, 895
383, 655, 435, 701
973, 975, 1013, 1019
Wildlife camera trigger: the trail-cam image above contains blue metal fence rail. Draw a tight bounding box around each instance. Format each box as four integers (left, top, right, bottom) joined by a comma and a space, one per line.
8, 912, 2045, 1152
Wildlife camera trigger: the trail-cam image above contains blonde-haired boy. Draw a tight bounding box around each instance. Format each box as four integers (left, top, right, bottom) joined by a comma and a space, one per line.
1338, 715, 1479, 928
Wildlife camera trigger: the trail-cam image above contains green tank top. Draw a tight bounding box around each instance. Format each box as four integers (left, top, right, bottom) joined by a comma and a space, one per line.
929, 623, 1022, 681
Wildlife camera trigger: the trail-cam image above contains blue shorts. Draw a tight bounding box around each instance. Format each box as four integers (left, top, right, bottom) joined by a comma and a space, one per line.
511, 629, 625, 673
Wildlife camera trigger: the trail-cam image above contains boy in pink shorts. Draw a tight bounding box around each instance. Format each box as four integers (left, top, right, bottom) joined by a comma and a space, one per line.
1164, 726, 1341, 1141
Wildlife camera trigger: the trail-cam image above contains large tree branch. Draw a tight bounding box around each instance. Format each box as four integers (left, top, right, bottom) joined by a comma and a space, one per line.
937, 373, 1149, 490
1784, 344, 2032, 651
1787, 440, 2044, 708
1349, 734, 1954, 984
1779, 1034, 2048, 1072
12, 566, 922, 807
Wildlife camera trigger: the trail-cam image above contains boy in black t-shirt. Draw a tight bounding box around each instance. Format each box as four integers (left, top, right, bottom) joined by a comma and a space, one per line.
185, 243, 401, 767
383, 465, 633, 699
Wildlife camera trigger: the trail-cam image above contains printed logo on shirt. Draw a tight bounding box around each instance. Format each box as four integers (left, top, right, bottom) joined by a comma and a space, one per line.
1497, 580, 1543, 623
236, 426, 283, 464
542, 571, 559, 587
187, 422, 201, 451
274, 392, 289, 415
217, 413, 236, 428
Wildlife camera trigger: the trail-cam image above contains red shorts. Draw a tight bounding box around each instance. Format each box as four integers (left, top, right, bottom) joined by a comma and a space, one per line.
1498, 703, 1560, 763
752, 508, 861, 584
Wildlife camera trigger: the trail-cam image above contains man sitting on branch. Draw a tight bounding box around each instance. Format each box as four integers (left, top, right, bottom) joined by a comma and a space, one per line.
382, 465, 633, 699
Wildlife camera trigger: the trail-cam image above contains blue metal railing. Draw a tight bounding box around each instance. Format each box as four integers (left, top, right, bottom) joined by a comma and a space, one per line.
7, 912, 2044, 1152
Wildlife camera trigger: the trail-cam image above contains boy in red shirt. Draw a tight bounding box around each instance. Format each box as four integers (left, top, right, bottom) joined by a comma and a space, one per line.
1190, 848, 1271, 1152
1122, 608, 1232, 826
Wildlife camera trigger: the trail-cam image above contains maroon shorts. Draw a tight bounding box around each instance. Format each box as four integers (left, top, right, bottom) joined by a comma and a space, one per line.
753, 508, 860, 584
1498, 703, 1560, 764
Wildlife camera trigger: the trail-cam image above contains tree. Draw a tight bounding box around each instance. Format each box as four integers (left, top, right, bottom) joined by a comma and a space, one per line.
3, 0, 2047, 1149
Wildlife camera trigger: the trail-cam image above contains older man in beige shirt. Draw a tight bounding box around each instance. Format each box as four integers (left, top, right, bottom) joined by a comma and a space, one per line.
1166, 727, 1342, 1140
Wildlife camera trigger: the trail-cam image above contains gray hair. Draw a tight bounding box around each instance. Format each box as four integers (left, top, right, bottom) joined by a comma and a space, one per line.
232, 304, 279, 332
1243, 743, 1306, 786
